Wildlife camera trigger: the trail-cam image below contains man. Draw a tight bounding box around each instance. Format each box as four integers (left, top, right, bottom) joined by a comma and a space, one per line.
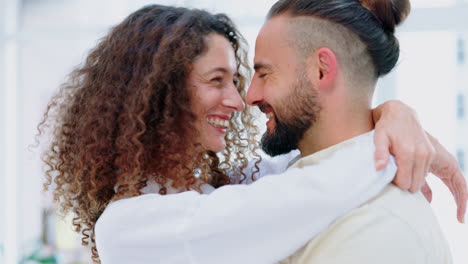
246, 0, 455, 262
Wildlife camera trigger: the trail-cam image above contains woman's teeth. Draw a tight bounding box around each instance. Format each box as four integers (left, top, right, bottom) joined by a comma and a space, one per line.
207, 117, 229, 128
266, 112, 274, 119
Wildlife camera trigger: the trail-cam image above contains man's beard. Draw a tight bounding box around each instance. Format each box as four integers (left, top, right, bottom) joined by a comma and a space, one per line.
260, 75, 321, 157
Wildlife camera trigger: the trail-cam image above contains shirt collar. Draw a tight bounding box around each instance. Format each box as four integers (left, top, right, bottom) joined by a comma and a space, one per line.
289, 130, 374, 169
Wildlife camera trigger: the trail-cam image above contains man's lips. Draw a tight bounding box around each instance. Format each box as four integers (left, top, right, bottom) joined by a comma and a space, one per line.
257, 103, 276, 128
264, 110, 275, 129
258, 103, 272, 113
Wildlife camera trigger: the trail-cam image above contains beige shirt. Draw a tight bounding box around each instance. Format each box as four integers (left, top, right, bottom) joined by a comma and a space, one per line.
280, 134, 452, 264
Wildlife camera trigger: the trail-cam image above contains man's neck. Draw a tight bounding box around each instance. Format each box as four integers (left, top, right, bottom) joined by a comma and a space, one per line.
298, 104, 374, 157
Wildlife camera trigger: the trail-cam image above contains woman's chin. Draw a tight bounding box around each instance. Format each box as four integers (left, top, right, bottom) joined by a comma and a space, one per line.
205, 140, 226, 153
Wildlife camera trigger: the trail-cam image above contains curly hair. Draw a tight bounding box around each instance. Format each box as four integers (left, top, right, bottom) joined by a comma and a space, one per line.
37, 5, 261, 263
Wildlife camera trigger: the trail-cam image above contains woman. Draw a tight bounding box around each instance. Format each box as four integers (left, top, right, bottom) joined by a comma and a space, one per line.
38, 4, 465, 264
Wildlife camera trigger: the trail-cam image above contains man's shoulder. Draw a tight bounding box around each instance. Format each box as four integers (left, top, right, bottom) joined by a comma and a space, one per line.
318, 185, 433, 241
333, 185, 443, 240
357, 184, 449, 237
363, 184, 432, 218
287, 185, 452, 264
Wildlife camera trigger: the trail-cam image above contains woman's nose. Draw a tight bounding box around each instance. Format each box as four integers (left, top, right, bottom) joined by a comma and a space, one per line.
223, 85, 245, 112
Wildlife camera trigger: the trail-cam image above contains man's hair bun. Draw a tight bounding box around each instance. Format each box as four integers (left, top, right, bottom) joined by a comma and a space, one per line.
360, 0, 411, 33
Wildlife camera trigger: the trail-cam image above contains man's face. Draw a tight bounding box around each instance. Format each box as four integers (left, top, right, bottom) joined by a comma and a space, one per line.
246, 15, 321, 156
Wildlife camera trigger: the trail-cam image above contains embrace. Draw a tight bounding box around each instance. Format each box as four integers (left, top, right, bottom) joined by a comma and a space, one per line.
38, 0, 467, 263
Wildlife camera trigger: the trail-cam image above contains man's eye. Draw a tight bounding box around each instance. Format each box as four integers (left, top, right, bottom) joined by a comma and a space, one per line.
258, 73, 267, 78
211, 77, 223, 83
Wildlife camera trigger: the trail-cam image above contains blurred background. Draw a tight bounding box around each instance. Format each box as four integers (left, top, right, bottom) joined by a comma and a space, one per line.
1, 0, 467, 263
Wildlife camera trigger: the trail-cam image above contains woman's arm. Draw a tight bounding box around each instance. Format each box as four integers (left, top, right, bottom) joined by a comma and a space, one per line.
373, 100, 467, 222
95, 134, 393, 264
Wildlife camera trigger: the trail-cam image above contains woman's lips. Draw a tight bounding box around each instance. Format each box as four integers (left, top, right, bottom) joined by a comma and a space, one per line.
206, 116, 229, 129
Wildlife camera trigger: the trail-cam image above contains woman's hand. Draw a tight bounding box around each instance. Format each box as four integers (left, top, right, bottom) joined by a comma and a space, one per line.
426, 132, 467, 223
373, 100, 467, 223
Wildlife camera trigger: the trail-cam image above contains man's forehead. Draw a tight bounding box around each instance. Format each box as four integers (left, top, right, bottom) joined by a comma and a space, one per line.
254, 15, 294, 66
257, 15, 290, 43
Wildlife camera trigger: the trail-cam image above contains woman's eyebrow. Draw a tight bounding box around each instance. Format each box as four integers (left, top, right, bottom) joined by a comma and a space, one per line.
203, 67, 229, 75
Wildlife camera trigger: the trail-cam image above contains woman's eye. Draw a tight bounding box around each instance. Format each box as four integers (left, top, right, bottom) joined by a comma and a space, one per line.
233, 79, 240, 86
258, 73, 267, 79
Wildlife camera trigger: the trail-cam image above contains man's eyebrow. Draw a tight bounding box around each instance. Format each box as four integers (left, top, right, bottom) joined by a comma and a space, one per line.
253, 62, 272, 72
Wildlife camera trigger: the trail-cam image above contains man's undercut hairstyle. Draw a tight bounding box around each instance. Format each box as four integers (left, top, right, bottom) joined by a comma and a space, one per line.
268, 0, 411, 84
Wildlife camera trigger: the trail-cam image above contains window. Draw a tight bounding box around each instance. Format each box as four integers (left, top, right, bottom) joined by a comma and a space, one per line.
457, 149, 465, 172
457, 93, 465, 120
457, 38, 465, 64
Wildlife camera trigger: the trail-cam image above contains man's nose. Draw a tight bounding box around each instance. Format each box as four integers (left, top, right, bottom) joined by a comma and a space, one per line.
246, 79, 263, 106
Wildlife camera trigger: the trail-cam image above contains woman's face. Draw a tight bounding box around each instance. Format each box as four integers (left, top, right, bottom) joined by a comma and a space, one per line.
188, 33, 245, 152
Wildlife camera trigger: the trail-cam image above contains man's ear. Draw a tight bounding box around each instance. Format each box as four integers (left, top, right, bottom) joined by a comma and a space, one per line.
309, 47, 338, 91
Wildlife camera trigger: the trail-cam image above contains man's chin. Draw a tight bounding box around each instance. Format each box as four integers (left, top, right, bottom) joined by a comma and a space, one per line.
261, 144, 293, 157
261, 134, 295, 157
261, 120, 307, 156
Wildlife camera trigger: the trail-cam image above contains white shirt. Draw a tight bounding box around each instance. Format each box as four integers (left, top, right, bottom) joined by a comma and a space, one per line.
95, 131, 396, 264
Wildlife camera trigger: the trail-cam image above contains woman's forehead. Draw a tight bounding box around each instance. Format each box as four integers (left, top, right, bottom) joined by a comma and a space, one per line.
192, 34, 237, 75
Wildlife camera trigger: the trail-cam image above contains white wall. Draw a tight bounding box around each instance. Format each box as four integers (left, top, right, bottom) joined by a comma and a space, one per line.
2, 0, 20, 263
0, 0, 5, 258
395, 31, 468, 263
